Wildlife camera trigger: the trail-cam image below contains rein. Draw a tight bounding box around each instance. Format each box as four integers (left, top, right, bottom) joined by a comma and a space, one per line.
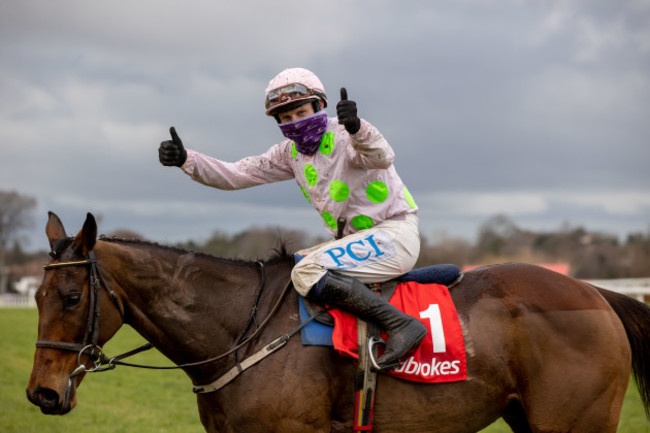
36, 252, 305, 386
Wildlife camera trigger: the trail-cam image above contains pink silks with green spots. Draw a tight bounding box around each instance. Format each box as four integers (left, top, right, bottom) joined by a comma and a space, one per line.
181, 117, 418, 239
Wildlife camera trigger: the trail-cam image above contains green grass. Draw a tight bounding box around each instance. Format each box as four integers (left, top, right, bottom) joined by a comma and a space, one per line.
2, 308, 648, 432
2, 308, 203, 433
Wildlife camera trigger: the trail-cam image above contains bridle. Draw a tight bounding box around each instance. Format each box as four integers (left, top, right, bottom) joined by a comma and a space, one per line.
34, 250, 306, 388
36, 251, 126, 377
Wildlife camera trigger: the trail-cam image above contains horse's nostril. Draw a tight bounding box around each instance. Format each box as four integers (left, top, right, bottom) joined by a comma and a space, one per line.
30, 386, 60, 410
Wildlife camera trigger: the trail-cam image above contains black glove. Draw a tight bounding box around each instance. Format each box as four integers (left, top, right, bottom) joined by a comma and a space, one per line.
336, 87, 361, 135
158, 127, 187, 167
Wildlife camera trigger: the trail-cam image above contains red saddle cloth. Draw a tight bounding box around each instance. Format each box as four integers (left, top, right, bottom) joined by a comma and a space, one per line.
329, 281, 467, 383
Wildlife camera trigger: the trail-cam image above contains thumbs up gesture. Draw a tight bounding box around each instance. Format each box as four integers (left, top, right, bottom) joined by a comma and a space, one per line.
158, 127, 188, 167
336, 87, 361, 134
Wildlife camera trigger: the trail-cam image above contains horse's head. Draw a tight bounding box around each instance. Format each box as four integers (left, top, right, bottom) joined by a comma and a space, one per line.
26, 212, 124, 414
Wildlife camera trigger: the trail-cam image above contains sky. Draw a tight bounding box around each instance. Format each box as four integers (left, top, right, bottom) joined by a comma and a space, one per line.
1, 0, 649, 252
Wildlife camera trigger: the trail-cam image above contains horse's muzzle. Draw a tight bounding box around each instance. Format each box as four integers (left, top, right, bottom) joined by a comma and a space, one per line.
26, 385, 74, 415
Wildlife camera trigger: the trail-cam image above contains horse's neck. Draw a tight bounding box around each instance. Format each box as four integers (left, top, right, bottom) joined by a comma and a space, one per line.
96, 241, 282, 369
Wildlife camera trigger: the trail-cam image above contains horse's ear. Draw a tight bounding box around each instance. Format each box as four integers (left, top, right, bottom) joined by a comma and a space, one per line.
73, 213, 97, 256
46, 211, 67, 251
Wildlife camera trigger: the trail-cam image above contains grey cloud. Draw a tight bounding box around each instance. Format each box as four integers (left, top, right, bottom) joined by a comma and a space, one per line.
2, 0, 648, 250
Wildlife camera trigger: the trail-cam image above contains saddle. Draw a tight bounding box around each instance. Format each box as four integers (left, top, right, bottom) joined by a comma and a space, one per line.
299, 263, 463, 432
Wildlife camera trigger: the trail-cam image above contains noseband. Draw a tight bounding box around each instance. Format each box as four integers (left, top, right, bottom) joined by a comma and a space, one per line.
36, 251, 125, 375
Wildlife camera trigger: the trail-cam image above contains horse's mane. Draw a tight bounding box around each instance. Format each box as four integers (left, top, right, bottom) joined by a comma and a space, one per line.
97, 235, 295, 267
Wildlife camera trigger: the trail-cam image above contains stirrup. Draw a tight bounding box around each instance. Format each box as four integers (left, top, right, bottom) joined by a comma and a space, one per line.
368, 337, 401, 371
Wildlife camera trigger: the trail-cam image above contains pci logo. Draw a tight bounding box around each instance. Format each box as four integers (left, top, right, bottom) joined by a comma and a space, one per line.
319, 230, 396, 270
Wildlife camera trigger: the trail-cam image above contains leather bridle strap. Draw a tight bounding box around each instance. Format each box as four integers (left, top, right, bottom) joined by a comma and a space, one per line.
34, 340, 88, 353
36, 252, 124, 362
42, 259, 91, 268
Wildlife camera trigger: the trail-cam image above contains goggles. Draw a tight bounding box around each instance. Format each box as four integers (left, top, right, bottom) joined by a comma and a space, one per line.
265, 83, 319, 110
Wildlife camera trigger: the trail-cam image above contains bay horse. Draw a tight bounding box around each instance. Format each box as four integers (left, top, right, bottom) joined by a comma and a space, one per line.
27, 212, 650, 432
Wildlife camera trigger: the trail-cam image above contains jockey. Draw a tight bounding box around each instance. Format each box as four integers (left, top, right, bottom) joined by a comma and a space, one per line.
158, 67, 427, 370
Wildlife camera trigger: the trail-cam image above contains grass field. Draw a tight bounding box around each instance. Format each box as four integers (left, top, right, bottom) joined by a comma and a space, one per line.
2, 308, 648, 432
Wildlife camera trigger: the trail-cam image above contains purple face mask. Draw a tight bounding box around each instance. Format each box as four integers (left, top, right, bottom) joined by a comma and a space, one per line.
279, 110, 329, 155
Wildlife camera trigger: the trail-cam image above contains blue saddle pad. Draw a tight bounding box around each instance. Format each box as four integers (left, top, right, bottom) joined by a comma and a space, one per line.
298, 295, 334, 346
298, 264, 461, 347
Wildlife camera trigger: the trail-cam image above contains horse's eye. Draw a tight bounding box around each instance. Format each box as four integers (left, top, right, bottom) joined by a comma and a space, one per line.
64, 293, 82, 308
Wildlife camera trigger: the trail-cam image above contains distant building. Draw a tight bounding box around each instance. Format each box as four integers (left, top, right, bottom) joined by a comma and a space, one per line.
14, 275, 39, 296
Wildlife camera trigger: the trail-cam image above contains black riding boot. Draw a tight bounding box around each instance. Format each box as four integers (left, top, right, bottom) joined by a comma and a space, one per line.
308, 272, 428, 370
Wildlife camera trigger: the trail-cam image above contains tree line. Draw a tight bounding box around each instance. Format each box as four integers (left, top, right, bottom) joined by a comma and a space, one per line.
2, 190, 649, 293
171, 214, 650, 280
417, 214, 650, 279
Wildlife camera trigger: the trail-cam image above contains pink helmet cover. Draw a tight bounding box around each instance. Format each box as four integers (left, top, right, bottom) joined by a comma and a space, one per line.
265, 68, 327, 115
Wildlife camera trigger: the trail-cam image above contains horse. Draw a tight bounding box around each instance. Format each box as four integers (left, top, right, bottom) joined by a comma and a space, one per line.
27, 212, 650, 432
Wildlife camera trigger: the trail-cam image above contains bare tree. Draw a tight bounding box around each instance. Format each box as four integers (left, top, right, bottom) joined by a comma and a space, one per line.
0, 190, 37, 293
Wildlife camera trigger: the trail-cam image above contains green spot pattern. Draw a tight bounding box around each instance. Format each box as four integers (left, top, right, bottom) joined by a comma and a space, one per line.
300, 186, 311, 203
322, 211, 337, 230
351, 215, 374, 230
366, 181, 388, 203
319, 132, 335, 155
403, 187, 417, 209
329, 180, 350, 202
291, 131, 414, 233
304, 164, 318, 187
